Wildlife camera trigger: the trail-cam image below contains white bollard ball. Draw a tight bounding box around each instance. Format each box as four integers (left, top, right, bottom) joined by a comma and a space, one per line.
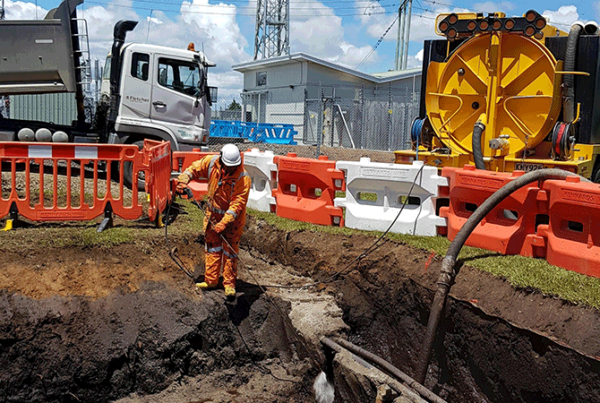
17, 128, 35, 142
35, 128, 52, 142
52, 131, 69, 142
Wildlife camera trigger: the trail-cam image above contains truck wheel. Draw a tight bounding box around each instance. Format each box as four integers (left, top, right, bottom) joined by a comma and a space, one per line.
123, 140, 146, 191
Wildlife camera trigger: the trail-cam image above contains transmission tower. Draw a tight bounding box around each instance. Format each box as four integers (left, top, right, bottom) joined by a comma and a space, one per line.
254, 0, 290, 60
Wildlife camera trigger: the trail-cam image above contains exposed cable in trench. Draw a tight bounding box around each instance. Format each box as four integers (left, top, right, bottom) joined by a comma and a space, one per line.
322, 337, 447, 403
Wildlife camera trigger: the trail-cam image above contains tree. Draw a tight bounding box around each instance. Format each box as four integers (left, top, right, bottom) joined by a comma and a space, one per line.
227, 100, 242, 110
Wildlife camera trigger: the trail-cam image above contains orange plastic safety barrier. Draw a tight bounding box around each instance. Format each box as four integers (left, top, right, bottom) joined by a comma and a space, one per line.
439, 166, 548, 256
172, 150, 218, 200
534, 177, 600, 278
272, 153, 344, 226
144, 140, 172, 222
0, 141, 170, 228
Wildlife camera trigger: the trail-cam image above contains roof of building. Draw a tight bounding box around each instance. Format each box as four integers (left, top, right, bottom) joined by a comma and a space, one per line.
232, 53, 421, 84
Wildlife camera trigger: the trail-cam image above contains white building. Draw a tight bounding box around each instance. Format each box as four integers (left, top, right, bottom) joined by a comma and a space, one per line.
232, 53, 421, 150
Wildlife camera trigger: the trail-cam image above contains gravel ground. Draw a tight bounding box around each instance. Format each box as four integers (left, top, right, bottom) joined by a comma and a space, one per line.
1, 161, 143, 210
209, 142, 396, 163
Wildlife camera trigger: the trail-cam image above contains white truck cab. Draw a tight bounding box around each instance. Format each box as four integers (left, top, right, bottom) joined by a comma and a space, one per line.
102, 43, 216, 151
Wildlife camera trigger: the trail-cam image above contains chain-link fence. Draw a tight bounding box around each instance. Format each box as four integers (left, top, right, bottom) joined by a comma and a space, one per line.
209, 83, 420, 157
303, 84, 418, 152
210, 97, 244, 122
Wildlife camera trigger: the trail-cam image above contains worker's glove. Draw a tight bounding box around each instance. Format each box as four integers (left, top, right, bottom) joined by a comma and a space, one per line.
176, 181, 189, 195
213, 220, 227, 234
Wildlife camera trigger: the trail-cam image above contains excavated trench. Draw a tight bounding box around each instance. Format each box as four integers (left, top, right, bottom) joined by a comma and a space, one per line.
242, 218, 600, 403
1, 216, 600, 402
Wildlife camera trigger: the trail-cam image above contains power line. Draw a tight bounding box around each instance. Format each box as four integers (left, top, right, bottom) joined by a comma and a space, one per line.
86, 0, 401, 16
162, 0, 397, 4
356, 13, 399, 69
94, 0, 401, 11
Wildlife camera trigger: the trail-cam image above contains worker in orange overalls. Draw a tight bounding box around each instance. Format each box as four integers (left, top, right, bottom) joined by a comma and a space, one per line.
176, 144, 251, 298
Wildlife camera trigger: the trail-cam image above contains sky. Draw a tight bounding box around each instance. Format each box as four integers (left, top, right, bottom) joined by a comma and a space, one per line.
2, 0, 598, 98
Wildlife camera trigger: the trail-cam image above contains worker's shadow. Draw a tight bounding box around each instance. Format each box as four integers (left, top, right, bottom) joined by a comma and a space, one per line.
224, 279, 265, 326
198, 275, 264, 327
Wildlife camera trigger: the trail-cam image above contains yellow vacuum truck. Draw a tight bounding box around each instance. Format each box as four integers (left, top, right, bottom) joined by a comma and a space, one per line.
395, 10, 600, 181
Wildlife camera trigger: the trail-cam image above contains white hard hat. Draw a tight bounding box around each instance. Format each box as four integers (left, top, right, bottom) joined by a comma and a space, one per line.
220, 143, 242, 167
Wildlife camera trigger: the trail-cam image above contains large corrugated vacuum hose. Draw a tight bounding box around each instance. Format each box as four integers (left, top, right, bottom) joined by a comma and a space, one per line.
563, 22, 583, 123
472, 121, 486, 170
415, 169, 588, 385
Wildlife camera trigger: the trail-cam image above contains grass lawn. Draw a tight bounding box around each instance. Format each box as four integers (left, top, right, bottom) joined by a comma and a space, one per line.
249, 208, 600, 310
2, 197, 599, 309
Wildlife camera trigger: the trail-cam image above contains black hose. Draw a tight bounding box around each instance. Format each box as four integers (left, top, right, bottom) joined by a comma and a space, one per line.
325, 338, 447, 403
564, 23, 583, 123
472, 121, 486, 170
415, 169, 589, 385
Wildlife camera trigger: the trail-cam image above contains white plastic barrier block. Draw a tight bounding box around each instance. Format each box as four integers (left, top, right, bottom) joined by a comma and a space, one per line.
243, 148, 277, 212
334, 158, 447, 236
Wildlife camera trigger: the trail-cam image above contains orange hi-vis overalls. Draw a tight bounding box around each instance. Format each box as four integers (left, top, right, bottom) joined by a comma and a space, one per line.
179, 155, 251, 288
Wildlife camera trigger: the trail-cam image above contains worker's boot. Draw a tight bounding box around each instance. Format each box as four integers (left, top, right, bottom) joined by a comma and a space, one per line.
224, 286, 236, 299
196, 282, 218, 290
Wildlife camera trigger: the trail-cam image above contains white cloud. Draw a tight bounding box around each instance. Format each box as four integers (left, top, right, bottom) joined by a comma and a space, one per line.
357, 0, 397, 40
406, 49, 424, 69
4, 0, 46, 19
415, 48, 424, 62
333, 42, 379, 68
147, 16, 164, 25
471, 1, 516, 14
288, 0, 380, 69
542, 5, 579, 28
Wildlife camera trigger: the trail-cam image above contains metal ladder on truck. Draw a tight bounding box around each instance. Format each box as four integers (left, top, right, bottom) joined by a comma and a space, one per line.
70, 15, 94, 128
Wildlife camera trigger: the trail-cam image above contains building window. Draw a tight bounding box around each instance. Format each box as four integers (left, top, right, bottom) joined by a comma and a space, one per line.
131, 53, 150, 81
256, 71, 267, 87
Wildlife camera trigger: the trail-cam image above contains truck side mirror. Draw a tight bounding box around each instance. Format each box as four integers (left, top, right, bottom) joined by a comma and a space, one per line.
195, 67, 207, 108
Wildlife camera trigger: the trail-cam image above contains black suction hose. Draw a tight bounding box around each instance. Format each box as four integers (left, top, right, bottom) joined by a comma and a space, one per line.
563, 23, 583, 123
472, 121, 486, 170
322, 338, 447, 403
415, 169, 588, 385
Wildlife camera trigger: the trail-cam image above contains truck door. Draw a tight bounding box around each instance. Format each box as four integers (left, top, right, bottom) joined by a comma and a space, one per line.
150, 55, 202, 128
120, 52, 152, 119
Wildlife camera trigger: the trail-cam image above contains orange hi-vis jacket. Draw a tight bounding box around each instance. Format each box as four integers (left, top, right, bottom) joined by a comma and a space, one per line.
178, 155, 251, 289
178, 155, 251, 230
